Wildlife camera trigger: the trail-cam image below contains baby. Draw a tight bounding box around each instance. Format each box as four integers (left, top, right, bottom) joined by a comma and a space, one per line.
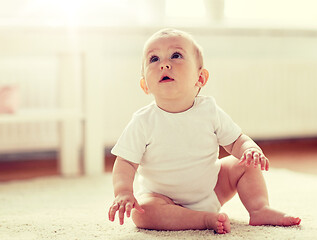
108, 28, 301, 234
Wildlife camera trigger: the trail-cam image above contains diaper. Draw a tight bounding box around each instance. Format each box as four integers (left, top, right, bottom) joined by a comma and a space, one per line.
180, 191, 221, 213
136, 185, 221, 213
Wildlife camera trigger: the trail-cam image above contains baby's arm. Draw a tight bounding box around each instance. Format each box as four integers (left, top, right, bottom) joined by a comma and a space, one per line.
108, 157, 144, 225
224, 134, 269, 171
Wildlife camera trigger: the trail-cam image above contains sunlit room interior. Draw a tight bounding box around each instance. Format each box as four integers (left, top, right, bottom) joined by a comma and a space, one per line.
0, 0, 317, 238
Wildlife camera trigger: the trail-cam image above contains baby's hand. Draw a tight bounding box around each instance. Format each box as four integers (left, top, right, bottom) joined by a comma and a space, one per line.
108, 191, 144, 225
239, 148, 269, 171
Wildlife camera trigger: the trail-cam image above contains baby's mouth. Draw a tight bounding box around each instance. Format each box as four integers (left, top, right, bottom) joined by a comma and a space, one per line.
160, 76, 174, 83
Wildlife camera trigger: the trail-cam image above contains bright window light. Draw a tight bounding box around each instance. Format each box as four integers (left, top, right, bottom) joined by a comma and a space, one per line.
165, 0, 206, 18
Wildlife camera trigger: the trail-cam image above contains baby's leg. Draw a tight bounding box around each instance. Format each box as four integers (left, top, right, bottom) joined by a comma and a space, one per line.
132, 193, 230, 234
215, 156, 301, 226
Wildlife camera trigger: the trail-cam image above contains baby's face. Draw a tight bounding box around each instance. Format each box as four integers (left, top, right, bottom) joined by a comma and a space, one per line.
142, 35, 202, 102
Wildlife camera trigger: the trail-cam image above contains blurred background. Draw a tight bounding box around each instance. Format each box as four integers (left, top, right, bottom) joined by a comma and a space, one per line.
0, 0, 316, 180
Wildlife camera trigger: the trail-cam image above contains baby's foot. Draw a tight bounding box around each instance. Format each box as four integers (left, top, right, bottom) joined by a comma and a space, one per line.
249, 206, 301, 226
205, 212, 230, 234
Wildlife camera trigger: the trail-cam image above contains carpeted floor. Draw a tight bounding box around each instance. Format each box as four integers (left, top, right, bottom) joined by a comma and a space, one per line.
0, 168, 316, 240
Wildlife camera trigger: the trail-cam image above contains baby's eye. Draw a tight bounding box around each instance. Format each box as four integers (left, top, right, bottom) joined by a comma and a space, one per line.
150, 55, 159, 63
171, 52, 183, 59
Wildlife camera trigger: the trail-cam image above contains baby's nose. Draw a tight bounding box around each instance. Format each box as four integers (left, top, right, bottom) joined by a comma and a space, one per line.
160, 64, 171, 70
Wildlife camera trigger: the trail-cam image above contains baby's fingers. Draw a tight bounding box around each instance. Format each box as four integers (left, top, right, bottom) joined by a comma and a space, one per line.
260, 155, 270, 171
253, 152, 260, 168
125, 202, 133, 218
119, 204, 126, 225
108, 203, 119, 222
245, 151, 253, 166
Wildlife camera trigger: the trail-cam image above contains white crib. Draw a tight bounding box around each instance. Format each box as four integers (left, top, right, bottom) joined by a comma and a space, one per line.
0, 28, 105, 176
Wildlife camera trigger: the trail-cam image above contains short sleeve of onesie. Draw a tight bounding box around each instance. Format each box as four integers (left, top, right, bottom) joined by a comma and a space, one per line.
111, 113, 146, 164
213, 101, 242, 146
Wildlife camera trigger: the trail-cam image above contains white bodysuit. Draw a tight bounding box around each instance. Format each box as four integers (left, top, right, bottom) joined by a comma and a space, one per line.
111, 96, 242, 212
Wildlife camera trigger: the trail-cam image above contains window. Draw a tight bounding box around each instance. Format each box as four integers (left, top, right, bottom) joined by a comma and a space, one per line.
164, 0, 207, 26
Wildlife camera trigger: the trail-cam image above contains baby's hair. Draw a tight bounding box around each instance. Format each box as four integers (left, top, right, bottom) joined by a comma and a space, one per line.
141, 28, 204, 76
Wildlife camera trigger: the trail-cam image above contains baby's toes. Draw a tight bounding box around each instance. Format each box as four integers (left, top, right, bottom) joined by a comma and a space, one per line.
216, 213, 230, 234
216, 222, 224, 234
280, 216, 301, 226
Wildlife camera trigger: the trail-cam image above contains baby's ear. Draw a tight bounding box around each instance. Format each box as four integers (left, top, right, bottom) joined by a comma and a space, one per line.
196, 69, 209, 87
140, 78, 150, 94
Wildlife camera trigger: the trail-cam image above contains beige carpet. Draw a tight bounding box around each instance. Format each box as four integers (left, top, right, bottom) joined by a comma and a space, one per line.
0, 168, 316, 240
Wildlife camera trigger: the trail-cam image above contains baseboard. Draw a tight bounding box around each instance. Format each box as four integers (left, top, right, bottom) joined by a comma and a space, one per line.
0, 151, 57, 162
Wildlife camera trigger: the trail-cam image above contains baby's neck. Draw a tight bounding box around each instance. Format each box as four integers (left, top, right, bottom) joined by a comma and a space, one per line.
155, 97, 196, 113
